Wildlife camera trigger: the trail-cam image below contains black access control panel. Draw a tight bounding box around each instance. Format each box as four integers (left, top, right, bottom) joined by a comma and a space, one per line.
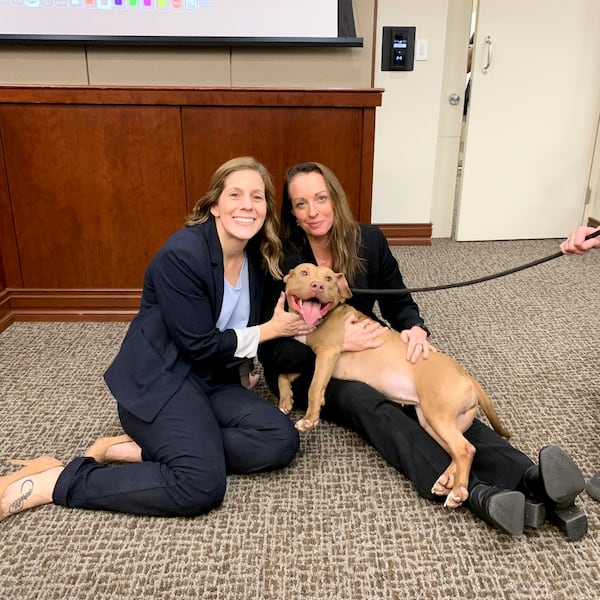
381, 26, 416, 71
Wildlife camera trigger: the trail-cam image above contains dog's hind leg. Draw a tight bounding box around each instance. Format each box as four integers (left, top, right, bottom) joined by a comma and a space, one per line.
417, 407, 477, 508
438, 431, 475, 508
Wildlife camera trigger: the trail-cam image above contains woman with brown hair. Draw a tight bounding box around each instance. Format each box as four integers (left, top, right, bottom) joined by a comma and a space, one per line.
259, 161, 588, 539
1, 157, 311, 521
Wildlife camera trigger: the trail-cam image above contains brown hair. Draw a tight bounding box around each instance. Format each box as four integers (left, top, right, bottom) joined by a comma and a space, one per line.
186, 156, 282, 278
281, 161, 364, 284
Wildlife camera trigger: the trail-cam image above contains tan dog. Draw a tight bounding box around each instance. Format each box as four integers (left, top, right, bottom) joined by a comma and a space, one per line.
278, 263, 510, 508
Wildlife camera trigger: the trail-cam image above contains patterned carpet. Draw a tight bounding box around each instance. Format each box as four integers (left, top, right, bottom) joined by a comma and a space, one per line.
0, 238, 598, 599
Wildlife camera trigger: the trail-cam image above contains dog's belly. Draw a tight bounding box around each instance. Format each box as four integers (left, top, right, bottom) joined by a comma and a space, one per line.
331, 355, 419, 405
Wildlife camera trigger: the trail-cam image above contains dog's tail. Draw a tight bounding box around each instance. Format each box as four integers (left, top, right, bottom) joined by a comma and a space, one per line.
469, 375, 511, 439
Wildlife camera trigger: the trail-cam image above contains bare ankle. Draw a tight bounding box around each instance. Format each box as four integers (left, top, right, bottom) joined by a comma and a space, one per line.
1, 466, 63, 518
105, 441, 142, 463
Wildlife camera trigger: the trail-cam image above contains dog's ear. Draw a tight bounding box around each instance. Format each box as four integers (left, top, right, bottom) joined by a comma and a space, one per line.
336, 273, 353, 301
283, 267, 295, 283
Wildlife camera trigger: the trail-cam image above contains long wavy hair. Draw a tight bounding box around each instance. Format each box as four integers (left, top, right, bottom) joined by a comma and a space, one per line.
280, 161, 364, 284
186, 156, 282, 278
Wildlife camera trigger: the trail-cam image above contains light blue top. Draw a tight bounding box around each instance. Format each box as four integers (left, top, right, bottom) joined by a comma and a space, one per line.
216, 254, 250, 332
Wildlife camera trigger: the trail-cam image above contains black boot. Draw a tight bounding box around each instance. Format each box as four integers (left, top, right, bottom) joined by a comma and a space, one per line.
469, 484, 525, 536
586, 472, 600, 502
521, 445, 587, 541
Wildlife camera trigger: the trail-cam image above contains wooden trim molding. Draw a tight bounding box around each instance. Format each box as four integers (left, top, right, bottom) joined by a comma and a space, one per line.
0, 289, 12, 332
0, 289, 141, 333
376, 223, 432, 246
0, 86, 383, 108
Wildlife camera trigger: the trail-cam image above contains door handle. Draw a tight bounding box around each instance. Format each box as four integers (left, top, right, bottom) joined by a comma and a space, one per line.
482, 35, 493, 73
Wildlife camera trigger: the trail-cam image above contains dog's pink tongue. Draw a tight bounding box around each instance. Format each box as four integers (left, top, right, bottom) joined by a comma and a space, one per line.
300, 300, 322, 325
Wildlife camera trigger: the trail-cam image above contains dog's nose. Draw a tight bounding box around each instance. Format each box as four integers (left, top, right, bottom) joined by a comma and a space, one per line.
310, 280, 324, 293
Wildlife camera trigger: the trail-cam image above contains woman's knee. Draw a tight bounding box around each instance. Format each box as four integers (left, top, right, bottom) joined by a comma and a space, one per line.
271, 425, 300, 469
168, 463, 227, 517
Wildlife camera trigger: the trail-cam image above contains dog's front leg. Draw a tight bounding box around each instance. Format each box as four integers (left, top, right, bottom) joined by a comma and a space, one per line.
296, 348, 340, 432
278, 373, 300, 414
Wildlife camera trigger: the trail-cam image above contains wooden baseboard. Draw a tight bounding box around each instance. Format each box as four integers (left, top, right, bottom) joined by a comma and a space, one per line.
0, 289, 13, 333
376, 223, 432, 246
0, 288, 140, 333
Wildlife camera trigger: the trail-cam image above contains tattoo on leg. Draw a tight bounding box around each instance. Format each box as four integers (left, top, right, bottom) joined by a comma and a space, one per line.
9, 479, 34, 514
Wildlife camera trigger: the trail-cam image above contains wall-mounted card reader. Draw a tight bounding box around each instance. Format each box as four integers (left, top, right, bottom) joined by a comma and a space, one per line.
381, 26, 416, 71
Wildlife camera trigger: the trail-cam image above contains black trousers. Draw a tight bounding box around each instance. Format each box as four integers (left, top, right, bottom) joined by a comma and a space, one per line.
53, 374, 300, 517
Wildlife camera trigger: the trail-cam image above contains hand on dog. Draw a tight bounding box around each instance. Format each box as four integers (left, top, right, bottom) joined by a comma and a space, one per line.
262, 293, 315, 341
401, 326, 436, 364
341, 314, 387, 352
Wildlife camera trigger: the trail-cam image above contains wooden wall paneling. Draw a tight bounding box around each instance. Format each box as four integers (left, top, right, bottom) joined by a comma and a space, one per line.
0, 126, 21, 290
279, 107, 364, 218
1, 104, 186, 288
181, 106, 286, 214
359, 106, 377, 223
182, 106, 366, 219
0, 289, 11, 330
0, 87, 383, 330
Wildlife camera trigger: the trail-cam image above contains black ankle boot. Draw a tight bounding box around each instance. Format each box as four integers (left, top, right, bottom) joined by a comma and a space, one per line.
469, 484, 525, 536
521, 445, 587, 541
586, 472, 600, 502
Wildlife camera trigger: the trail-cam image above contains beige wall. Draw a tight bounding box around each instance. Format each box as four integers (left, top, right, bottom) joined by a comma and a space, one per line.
371, 0, 451, 227
0, 1, 374, 88
3, 1, 597, 233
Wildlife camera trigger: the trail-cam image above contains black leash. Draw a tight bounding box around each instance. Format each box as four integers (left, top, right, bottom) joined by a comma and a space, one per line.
350, 229, 600, 296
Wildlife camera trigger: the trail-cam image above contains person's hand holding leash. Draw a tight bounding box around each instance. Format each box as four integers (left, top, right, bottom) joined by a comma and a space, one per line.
560, 226, 600, 255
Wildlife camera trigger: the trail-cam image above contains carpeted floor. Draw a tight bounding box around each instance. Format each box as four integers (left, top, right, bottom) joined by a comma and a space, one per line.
0, 238, 598, 599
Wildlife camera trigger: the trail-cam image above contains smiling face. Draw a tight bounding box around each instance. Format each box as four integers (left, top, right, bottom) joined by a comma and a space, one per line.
288, 172, 335, 242
210, 168, 268, 245
283, 263, 352, 325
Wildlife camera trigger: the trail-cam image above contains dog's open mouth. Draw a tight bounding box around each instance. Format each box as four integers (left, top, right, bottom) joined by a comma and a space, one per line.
288, 295, 332, 325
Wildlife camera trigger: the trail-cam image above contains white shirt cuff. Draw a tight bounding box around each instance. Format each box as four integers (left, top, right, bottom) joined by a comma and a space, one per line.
233, 326, 261, 358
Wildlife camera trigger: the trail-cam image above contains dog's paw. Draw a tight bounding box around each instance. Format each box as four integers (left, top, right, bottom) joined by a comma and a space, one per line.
443, 487, 469, 509
431, 481, 450, 496
295, 417, 319, 432
278, 403, 292, 415
431, 468, 455, 496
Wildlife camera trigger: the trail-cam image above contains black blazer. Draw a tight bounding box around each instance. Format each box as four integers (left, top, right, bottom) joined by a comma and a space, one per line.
104, 218, 264, 423
258, 223, 428, 381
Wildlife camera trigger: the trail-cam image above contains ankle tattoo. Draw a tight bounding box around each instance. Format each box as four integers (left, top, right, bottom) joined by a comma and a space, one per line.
9, 479, 34, 514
